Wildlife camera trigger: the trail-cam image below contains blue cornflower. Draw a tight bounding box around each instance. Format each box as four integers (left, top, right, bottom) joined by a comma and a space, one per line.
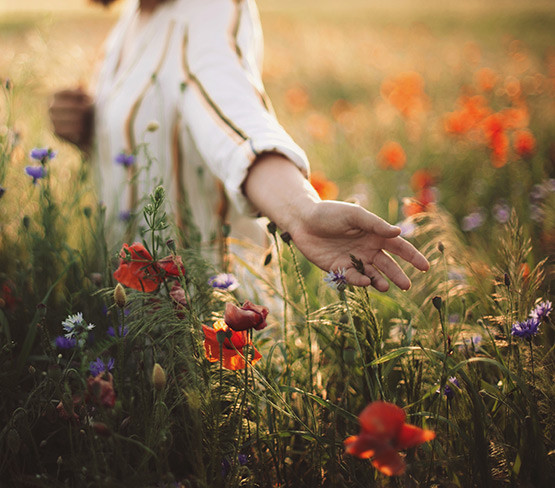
530, 300, 552, 322
89, 357, 115, 377
115, 151, 135, 167
511, 317, 540, 340
437, 376, 460, 399
443, 377, 460, 400
30, 147, 56, 162
324, 267, 348, 290
0, 186, 5, 199
107, 325, 129, 338
208, 273, 239, 291
25, 165, 46, 184
119, 209, 132, 222
461, 209, 485, 232
54, 335, 77, 349
61, 312, 95, 347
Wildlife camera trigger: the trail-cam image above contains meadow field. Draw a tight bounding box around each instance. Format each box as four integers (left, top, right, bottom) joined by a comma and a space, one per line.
0, 1, 554, 487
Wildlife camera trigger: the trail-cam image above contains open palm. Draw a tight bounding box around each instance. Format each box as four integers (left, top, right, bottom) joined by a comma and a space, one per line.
288, 201, 429, 291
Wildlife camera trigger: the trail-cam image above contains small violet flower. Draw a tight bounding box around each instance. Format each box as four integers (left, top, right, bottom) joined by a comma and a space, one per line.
324, 267, 348, 290
208, 273, 239, 292
436, 377, 460, 400
89, 357, 115, 377
461, 209, 485, 232
530, 300, 552, 322
54, 335, 77, 349
511, 317, 540, 340
115, 151, 135, 167
25, 165, 47, 184
0, 186, 5, 199
107, 325, 129, 338
118, 209, 132, 222
30, 147, 56, 162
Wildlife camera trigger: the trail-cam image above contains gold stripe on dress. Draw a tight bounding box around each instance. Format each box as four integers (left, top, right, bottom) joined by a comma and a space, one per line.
124, 21, 176, 215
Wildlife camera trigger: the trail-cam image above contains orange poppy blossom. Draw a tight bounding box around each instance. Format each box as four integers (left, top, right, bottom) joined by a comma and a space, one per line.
377, 141, 406, 170
513, 129, 536, 157
113, 242, 185, 292
380, 71, 429, 120
202, 319, 262, 370
344, 401, 435, 476
309, 171, 339, 200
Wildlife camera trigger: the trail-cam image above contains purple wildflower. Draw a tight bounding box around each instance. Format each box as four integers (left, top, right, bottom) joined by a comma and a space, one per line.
25, 165, 46, 184
443, 377, 460, 400
119, 209, 132, 222
238, 454, 248, 465
0, 186, 5, 199
324, 267, 348, 290
221, 457, 231, 478
115, 151, 135, 167
530, 300, 552, 322
107, 325, 129, 338
89, 357, 115, 377
208, 273, 239, 291
437, 376, 460, 399
511, 317, 540, 340
54, 335, 77, 349
492, 201, 511, 224
461, 209, 485, 232
30, 147, 56, 162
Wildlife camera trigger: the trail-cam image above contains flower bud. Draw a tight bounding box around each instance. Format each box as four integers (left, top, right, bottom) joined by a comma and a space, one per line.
437, 241, 445, 253
146, 120, 160, 132
432, 296, 442, 312
166, 238, 176, 252
152, 363, 167, 391
280, 231, 292, 244
267, 221, 277, 236
114, 283, 127, 308
91, 422, 111, 437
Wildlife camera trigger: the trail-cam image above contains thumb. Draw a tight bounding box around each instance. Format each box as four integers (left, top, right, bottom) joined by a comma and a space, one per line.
350, 205, 401, 238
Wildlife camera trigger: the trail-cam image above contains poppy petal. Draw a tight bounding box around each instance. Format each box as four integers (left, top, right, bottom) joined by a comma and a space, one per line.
358, 401, 406, 439
344, 435, 376, 459
371, 447, 406, 476
395, 423, 436, 450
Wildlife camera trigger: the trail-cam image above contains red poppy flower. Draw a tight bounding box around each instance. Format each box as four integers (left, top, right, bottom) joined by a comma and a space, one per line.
309, 171, 339, 200
225, 301, 269, 331
86, 373, 116, 408
344, 401, 435, 476
113, 242, 185, 292
202, 319, 262, 370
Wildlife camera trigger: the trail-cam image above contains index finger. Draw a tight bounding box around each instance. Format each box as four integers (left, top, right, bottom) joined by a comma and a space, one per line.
383, 236, 430, 272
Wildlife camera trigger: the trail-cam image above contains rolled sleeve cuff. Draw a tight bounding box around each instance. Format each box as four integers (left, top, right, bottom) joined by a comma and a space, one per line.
225, 137, 310, 216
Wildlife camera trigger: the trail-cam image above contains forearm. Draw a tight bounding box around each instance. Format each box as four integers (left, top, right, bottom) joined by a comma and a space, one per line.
243, 152, 319, 234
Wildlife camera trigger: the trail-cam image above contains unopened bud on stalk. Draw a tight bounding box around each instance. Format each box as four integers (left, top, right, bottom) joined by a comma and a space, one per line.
166, 238, 176, 252
91, 422, 111, 437
438, 241, 445, 253
280, 231, 292, 244
146, 120, 160, 132
432, 296, 442, 312
266, 221, 277, 236
152, 363, 167, 391
114, 283, 127, 308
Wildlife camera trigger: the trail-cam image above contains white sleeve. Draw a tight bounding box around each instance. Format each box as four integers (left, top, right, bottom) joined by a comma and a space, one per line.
180, 0, 309, 214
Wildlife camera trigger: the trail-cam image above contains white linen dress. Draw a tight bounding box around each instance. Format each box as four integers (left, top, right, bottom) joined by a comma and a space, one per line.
93, 0, 309, 257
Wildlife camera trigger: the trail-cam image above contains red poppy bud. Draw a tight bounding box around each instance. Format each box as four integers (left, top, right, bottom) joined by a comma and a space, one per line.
224, 301, 269, 331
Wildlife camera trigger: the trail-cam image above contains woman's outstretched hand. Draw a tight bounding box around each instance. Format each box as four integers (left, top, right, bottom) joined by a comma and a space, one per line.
244, 153, 429, 291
